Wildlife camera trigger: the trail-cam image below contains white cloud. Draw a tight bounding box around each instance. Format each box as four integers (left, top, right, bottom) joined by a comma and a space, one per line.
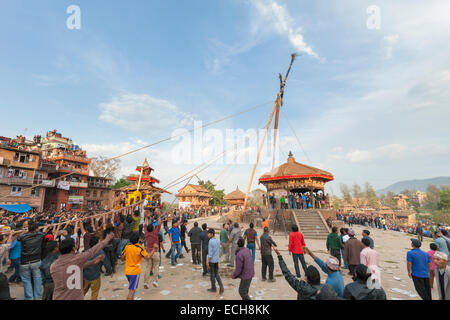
206, 0, 319, 72
98, 93, 195, 134
248, 0, 318, 58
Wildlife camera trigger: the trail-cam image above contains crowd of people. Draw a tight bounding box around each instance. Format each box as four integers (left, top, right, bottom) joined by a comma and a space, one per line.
337, 213, 449, 238
337, 214, 450, 300
0, 203, 449, 301
267, 192, 330, 210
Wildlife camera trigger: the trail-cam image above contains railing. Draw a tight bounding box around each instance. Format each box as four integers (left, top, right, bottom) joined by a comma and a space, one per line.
33, 179, 55, 187
0, 177, 34, 185
58, 167, 90, 175
0, 157, 10, 166
47, 153, 90, 164
88, 182, 111, 188
68, 181, 88, 188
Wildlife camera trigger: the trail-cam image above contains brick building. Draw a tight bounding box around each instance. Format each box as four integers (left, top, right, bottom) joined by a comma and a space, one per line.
40, 130, 90, 212
0, 140, 40, 210
85, 176, 114, 211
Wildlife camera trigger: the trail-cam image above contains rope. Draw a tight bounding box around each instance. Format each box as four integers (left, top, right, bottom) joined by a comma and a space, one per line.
281, 110, 312, 165
0, 100, 273, 201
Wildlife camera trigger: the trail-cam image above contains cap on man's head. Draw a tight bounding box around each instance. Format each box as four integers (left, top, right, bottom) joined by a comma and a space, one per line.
348, 229, 355, 236
410, 238, 421, 247
326, 256, 340, 271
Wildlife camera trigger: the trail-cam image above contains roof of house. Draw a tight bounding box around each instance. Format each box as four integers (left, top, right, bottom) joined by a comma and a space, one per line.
224, 186, 246, 200
176, 184, 212, 198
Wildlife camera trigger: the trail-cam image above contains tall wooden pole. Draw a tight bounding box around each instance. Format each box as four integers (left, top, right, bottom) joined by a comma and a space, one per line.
136, 159, 145, 192
243, 54, 297, 212
272, 54, 297, 169
243, 97, 279, 212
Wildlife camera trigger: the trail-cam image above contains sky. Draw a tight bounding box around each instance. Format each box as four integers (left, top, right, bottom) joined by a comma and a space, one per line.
1, 0, 449, 200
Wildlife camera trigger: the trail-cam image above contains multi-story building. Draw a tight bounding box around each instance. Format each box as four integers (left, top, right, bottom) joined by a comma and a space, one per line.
85, 176, 114, 211
410, 191, 427, 207
0, 136, 42, 210
40, 130, 91, 212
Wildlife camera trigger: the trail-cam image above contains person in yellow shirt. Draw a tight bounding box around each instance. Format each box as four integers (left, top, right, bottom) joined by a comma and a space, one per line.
122, 232, 157, 300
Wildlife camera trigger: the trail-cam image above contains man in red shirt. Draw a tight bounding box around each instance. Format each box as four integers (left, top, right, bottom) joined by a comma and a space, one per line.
288, 225, 307, 278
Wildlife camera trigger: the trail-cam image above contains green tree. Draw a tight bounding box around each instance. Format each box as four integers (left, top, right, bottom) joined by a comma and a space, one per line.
365, 182, 379, 208
340, 184, 352, 204
198, 180, 226, 206
431, 209, 450, 225
111, 177, 133, 189
352, 184, 362, 205
332, 195, 341, 210
424, 185, 442, 210
384, 191, 398, 209
437, 188, 450, 210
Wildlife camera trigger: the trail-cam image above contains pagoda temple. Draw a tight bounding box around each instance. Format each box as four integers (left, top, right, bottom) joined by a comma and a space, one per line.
259, 152, 334, 205
176, 184, 212, 209
224, 186, 246, 208
115, 159, 170, 209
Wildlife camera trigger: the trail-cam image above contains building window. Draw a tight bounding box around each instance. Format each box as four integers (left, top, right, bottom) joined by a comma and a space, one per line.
100, 191, 104, 197
69, 189, 79, 196
14, 152, 30, 163
93, 190, 97, 197
86, 190, 90, 197
31, 187, 40, 197
11, 186, 23, 196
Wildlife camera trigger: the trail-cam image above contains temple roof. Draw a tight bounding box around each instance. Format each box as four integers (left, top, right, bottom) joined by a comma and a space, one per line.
259, 152, 334, 182
224, 186, 246, 200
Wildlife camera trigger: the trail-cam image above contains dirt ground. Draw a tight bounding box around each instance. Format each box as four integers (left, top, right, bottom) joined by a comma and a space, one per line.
9, 215, 439, 300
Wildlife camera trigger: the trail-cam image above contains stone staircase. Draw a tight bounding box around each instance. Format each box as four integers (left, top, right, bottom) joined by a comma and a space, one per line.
293, 210, 329, 240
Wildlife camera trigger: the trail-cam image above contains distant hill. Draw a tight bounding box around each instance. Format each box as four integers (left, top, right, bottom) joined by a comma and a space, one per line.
376, 177, 450, 195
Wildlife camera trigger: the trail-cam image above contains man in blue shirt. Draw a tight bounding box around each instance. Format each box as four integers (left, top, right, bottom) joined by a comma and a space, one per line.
304, 247, 344, 297
407, 238, 431, 300
169, 220, 182, 266
206, 228, 224, 294
8, 234, 22, 284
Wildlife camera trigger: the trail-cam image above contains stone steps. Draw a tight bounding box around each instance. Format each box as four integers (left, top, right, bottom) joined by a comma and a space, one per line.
294, 210, 329, 240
